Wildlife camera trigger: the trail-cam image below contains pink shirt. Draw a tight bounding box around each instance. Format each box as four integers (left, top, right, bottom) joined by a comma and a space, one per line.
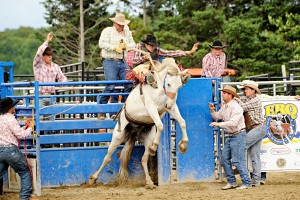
202, 52, 226, 78
33, 43, 68, 94
0, 113, 32, 146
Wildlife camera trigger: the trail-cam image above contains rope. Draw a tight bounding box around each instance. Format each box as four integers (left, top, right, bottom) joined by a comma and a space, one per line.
39, 100, 79, 120
18, 133, 33, 181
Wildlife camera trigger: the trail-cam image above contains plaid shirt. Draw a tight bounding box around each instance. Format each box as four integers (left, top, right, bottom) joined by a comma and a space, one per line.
240, 95, 265, 125
125, 50, 134, 68
0, 113, 32, 146
132, 43, 188, 66
99, 26, 135, 60
211, 99, 245, 134
202, 52, 226, 77
33, 43, 68, 94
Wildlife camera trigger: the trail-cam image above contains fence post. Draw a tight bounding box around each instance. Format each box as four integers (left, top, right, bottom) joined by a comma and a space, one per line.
289, 73, 295, 95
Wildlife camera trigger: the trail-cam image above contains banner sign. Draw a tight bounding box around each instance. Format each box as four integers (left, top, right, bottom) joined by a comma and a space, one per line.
261, 99, 300, 171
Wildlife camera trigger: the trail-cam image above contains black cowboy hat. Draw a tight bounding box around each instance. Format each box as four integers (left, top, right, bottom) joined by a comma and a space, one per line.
0, 97, 20, 114
209, 40, 226, 49
141, 35, 160, 47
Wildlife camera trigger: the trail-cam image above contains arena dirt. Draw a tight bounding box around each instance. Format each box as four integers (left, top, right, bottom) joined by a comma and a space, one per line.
1, 171, 299, 200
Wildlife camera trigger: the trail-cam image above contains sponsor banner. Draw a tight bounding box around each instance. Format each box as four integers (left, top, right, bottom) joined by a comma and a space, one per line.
261, 99, 300, 171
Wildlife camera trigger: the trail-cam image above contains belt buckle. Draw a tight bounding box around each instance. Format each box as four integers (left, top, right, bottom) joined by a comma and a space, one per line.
110, 58, 122, 62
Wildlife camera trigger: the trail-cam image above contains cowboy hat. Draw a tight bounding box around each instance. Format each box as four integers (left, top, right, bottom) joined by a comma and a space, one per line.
218, 85, 240, 98
209, 40, 226, 49
0, 97, 20, 114
141, 35, 160, 47
238, 80, 261, 94
109, 13, 130, 26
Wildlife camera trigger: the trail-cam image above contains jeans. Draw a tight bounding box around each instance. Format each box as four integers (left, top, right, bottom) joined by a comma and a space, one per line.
246, 125, 266, 182
221, 131, 251, 186
39, 97, 51, 108
100, 59, 133, 104
39, 98, 52, 135
0, 146, 32, 200
261, 172, 267, 180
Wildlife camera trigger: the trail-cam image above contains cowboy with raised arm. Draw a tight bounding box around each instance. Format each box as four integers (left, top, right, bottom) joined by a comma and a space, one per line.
130, 34, 198, 87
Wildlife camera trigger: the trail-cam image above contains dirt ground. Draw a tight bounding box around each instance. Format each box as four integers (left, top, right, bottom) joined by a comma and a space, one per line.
1, 171, 299, 200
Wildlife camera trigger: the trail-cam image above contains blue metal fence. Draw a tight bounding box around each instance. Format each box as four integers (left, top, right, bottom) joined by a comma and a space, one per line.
1, 77, 220, 196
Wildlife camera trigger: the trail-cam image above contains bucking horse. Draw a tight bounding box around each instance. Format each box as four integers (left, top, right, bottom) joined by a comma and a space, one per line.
88, 57, 190, 188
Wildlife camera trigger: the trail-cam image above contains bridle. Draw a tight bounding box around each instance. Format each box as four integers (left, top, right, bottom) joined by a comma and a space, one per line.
163, 72, 180, 100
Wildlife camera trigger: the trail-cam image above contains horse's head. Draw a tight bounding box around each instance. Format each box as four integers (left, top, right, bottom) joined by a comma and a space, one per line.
161, 59, 190, 109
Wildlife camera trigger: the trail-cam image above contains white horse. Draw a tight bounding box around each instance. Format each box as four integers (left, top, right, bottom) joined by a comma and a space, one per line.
88, 58, 189, 188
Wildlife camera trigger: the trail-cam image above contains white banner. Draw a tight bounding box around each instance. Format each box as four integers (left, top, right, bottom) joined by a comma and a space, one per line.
260, 98, 300, 171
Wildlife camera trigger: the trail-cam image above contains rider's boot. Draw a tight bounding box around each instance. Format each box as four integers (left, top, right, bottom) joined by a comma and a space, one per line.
146, 74, 157, 88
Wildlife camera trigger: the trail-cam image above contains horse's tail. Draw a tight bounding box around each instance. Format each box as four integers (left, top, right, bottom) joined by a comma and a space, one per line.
118, 127, 136, 183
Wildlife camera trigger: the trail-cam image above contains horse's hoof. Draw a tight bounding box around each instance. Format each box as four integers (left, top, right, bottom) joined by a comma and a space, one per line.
179, 141, 188, 154
145, 183, 156, 190
88, 176, 97, 185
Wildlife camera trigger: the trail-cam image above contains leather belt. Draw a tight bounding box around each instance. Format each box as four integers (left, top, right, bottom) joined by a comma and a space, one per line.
0, 144, 15, 147
229, 128, 246, 136
105, 58, 123, 62
251, 123, 261, 128
247, 123, 263, 131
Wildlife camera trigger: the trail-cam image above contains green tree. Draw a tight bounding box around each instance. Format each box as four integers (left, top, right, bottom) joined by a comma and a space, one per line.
42, 0, 112, 70
0, 27, 41, 79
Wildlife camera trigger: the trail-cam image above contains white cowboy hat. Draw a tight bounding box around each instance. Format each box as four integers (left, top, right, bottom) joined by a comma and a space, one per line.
238, 80, 261, 94
109, 13, 130, 25
218, 85, 240, 98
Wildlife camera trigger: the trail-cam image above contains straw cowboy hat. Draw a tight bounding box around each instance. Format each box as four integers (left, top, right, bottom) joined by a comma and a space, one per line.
218, 85, 240, 98
109, 13, 130, 25
141, 35, 160, 47
0, 97, 20, 114
209, 40, 226, 49
238, 80, 261, 94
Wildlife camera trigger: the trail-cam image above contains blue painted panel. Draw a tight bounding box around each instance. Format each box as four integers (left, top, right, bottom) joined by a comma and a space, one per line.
176, 78, 215, 182
38, 104, 123, 115
39, 133, 113, 144
39, 120, 117, 131
40, 146, 145, 187
157, 115, 171, 185
15, 104, 123, 116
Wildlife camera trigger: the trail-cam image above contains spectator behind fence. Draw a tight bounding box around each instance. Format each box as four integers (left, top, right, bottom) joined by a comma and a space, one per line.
0, 97, 38, 200
98, 13, 135, 120
209, 85, 252, 190
202, 40, 226, 84
33, 32, 68, 108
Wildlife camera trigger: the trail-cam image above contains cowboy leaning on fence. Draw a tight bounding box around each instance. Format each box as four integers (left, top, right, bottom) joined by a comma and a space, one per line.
0, 97, 37, 200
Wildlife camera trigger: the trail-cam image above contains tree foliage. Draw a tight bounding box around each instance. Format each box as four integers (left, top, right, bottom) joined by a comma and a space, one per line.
1, 0, 300, 79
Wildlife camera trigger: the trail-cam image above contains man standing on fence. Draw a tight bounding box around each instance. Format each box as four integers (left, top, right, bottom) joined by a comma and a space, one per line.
209, 85, 252, 190
33, 32, 68, 107
202, 40, 227, 83
236, 80, 266, 186
98, 13, 135, 119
